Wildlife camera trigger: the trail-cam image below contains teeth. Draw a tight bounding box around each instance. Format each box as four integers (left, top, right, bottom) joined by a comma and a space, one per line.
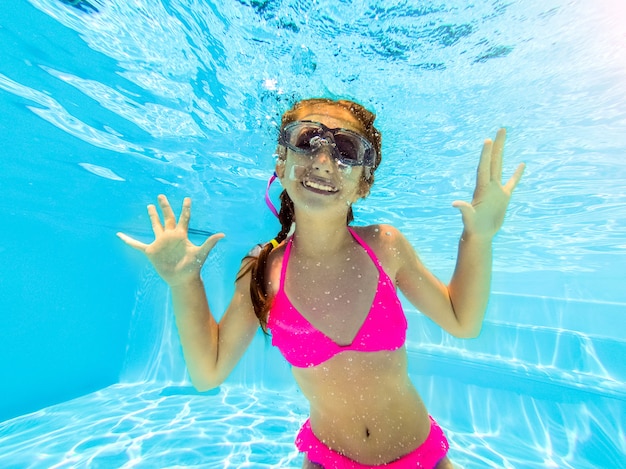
304, 180, 336, 192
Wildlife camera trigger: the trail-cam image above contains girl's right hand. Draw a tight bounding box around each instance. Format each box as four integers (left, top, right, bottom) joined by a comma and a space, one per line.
117, 195, 225, 287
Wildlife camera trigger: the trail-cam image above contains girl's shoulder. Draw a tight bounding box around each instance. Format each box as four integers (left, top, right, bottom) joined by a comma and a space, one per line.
351, 224, 409, 273
265, 240, 288, 296
351, 223, 406, 247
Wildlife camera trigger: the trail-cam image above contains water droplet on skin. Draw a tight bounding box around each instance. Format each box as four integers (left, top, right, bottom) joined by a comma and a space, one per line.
324, 291, 331, 295
385, 231, 391, 236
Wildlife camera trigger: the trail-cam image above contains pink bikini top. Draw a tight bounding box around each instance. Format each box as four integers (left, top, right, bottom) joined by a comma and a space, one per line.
267, 227, 408, 368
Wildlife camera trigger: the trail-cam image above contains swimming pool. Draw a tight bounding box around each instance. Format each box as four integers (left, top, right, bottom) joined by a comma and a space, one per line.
1, 0, 625, 467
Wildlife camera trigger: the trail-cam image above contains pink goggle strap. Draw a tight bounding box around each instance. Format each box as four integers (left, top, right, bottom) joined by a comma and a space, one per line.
265, 172, 279, 218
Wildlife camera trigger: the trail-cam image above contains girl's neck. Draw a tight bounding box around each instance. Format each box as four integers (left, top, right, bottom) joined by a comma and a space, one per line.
290, 211, 354, 258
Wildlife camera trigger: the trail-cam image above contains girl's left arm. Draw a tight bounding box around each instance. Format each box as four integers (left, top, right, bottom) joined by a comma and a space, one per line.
395, 129, 525, 338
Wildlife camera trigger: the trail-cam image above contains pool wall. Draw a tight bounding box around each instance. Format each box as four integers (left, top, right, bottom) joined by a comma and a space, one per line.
0, 211, 139, 422
0, 82, 152, 421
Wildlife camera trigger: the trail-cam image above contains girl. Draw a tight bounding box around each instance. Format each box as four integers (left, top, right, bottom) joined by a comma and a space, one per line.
118, 98, 524, 468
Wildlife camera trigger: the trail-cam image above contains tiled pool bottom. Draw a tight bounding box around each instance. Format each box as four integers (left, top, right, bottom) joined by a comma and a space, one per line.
0, 381, 621, 468
0, 384, 305, 468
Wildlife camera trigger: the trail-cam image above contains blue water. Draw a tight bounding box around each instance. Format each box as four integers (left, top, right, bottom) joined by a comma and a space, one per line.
1, 0, 625, 467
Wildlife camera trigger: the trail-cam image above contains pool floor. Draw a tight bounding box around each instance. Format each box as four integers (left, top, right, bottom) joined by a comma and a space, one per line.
0, 380, 622, 468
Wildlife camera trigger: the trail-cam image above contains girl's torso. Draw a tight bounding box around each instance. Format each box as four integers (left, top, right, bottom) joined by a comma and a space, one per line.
265, 225, 432, 464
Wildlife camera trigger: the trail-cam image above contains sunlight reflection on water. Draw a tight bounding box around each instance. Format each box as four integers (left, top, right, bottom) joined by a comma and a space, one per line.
1, 377, 622, 468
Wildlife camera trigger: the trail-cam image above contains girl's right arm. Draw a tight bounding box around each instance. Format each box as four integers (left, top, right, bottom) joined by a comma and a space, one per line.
117, 195, 259, 391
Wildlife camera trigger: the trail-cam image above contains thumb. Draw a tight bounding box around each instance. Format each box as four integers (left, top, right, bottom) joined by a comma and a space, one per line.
198, 232, 226, 260
116, 232, 148, 252
451, 200, 474, 220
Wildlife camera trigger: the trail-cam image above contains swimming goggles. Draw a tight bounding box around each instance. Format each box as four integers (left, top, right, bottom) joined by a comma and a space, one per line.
278, 121, 376, 168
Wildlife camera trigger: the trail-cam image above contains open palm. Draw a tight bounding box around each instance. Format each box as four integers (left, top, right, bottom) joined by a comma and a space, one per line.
452, 129, 525, 238
117, 195, 224, 286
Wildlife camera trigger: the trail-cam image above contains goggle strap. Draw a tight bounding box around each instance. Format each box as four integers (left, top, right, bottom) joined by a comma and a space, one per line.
265, 172, 280, 219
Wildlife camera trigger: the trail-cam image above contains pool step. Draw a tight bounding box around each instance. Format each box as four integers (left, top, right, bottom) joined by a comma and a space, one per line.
405, 292, 626, 399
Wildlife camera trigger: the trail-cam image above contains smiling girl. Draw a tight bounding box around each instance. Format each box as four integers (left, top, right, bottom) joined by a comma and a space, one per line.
118, 98, 524, 468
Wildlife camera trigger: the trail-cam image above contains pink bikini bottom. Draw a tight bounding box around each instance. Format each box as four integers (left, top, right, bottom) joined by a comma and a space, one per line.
295, 415, 449, 468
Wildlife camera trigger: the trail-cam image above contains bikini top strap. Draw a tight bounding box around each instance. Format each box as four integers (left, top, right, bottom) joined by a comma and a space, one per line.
278, 236, 294, 291
280, 229, 381, 291
347, 226, 384, 272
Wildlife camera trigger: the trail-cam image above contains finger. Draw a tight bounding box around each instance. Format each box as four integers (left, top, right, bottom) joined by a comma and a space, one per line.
452, 200, 474, 214
147, 204, 163, 236
116, 232, 148, 252
476, 138, 493, 189
158, 194, 177, 229
451, 200, 476, 224
177, 197, 191, 232
504, 162, 526, 193
491, 128, 506, 182
198, 233, 226, 260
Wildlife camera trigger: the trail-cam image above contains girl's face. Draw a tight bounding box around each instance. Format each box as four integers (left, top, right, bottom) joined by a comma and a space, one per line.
276, 105, 371, 218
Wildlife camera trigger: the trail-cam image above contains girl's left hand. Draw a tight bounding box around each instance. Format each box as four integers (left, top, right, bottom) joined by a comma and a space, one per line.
452, 128, 525, 239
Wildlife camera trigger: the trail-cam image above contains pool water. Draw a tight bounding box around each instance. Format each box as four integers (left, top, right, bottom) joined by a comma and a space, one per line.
1, 0, 626, 467
1, 347, 623, 469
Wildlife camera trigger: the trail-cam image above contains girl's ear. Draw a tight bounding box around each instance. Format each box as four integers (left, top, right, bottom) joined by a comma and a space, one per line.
357, 173, 372, 198
275, 146, 287, 178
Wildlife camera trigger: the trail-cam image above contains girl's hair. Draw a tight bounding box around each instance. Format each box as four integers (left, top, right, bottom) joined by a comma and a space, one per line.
238, 98, 382, 332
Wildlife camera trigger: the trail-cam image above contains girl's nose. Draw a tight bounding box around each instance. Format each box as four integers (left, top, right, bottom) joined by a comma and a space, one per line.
311, 148, 334, 173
